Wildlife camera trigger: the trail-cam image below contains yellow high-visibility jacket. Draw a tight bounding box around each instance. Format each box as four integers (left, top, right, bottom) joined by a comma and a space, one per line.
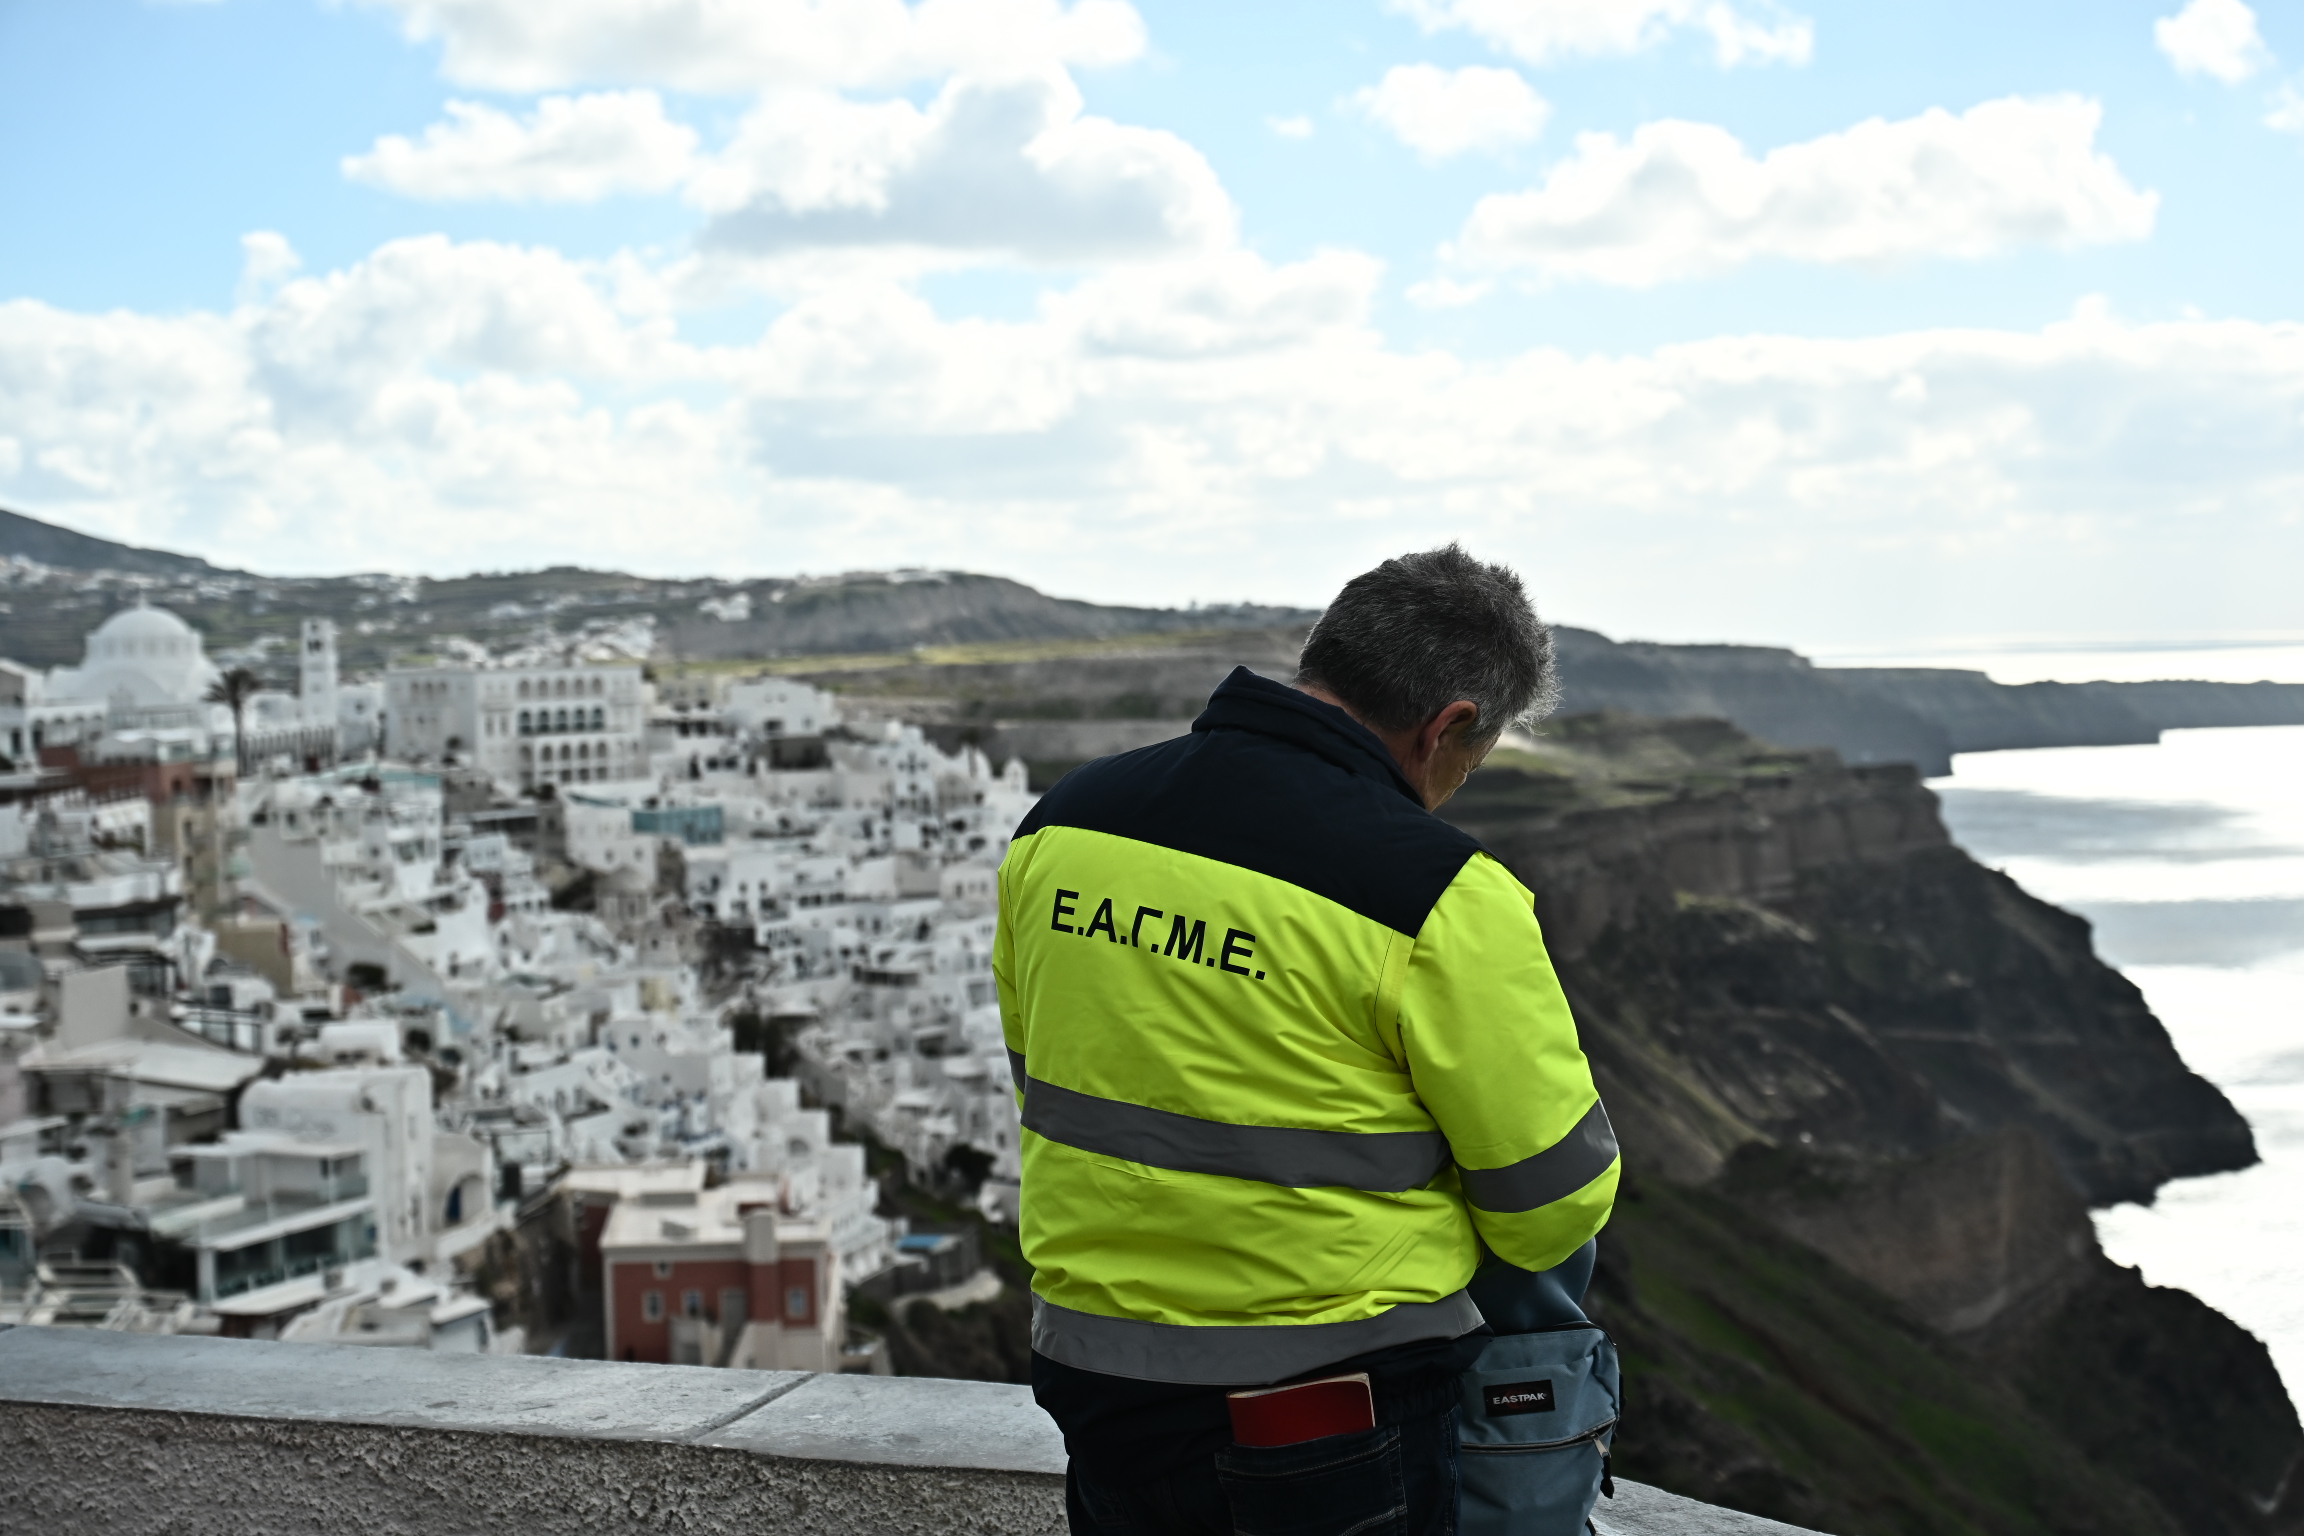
996, 668, 1618, 1386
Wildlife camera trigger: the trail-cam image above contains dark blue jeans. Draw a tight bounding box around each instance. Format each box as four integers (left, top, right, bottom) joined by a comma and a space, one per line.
1065, 1405, 1461, 1536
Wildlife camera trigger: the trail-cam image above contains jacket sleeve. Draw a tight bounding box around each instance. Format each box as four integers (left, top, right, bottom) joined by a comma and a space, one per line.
1393, 850, 1618, 1272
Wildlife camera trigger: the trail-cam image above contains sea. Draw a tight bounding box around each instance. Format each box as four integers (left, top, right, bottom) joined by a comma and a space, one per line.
1819, 640, 2304, 1411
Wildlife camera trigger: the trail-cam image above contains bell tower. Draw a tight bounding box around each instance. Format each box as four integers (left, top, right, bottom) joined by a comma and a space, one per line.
300, 618, 340, 748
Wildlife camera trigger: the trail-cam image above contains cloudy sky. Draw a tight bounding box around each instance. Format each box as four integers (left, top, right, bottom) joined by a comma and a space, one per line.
2, 0, 2300, 650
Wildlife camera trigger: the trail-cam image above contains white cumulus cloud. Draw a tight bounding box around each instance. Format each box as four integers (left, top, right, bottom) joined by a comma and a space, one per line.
1405, 276, 1493, 307
1048, 249, 1384, 358
2269, 83, 2304, 134
344, 92, 699, 202
236, 231, 303, 304
338, 4, 1214, 267
2155, 0, 2272, 84
241, 236, 684, 432
1452, 96, 2157, 285
1391, 0, 1812, 69
688, 71, 1234, 264
1349, 64, 1549, 159
356, 0, 1147, 93
4, 236, 2304, 647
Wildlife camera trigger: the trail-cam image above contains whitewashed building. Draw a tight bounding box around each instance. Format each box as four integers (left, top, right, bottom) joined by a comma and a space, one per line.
385, 664, 647, 791
723, 677, 835, 740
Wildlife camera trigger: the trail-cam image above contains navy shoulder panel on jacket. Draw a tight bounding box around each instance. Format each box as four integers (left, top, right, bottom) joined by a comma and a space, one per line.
1014, 669, 1482, 937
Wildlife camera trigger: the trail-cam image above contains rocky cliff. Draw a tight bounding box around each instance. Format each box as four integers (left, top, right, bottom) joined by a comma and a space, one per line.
1552, 630, 2304, 774
1448, 717, 2255, 1205
1437, 718, 2296, 1536
797, 625, 2304, 786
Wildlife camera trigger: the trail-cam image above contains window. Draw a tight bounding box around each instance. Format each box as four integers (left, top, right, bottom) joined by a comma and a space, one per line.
518, 710, 531, 735
683, 1289, 704, 1319
642, 1290, 664, 1322
787, 1286, 810, 1322
653, 1260, 672, 1278
721, 1288, 747, 1325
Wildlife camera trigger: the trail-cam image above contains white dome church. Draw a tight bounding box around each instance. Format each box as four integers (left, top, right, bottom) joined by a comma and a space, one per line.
49, 600, 221, 711
4, 601, 349, 766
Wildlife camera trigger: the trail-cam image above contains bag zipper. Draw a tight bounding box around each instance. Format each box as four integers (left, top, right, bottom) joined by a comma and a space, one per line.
1458, 1417, 1618, 1455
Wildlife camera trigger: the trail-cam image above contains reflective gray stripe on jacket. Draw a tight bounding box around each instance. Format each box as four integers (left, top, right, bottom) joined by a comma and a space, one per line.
1030, 1291, 1487, 1386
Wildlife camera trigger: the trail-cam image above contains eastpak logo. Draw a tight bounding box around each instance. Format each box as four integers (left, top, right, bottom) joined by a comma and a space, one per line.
1482, 1380, 1556, 1417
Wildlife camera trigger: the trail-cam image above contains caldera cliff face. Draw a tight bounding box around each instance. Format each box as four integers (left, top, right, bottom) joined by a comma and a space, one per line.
1442, 714, 2293, 1536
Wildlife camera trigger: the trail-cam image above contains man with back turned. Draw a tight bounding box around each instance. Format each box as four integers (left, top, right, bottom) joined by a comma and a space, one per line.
995, 545, 1619, 1535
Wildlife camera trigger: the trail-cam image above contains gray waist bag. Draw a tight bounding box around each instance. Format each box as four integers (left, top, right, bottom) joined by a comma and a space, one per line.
1457, 1321, 1620, 1536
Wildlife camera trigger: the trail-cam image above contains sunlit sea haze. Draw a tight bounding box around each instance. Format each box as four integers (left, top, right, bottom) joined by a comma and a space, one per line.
1889, 645, 2304, 1411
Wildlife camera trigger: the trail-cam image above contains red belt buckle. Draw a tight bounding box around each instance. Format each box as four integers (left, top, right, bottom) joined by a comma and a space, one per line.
1226, 1372, 1376, 1447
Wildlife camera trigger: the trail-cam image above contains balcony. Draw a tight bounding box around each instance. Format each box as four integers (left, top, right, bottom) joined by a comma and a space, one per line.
210, 1241, 372, 1302
0, 1326, 1809, 1536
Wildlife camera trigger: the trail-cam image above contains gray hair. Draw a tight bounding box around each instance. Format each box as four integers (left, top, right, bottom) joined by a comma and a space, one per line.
1295, 544, 1558, 742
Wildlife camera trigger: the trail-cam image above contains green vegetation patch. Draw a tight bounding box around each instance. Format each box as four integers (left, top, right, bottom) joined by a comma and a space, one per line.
1598, 1177, 2183, 1536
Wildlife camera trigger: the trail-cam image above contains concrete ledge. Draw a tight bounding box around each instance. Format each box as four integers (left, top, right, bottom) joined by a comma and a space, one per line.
0, 1327, 1063, 1536
0, 1327, 1823, 1535
1597, 1483, 1830, 1536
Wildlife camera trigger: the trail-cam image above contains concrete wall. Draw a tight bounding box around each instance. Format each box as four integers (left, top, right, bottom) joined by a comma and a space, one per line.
0, 1325, 1821, 1536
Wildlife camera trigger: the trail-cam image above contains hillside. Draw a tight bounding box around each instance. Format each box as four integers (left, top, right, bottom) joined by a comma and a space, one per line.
7, 503, 2298, 768
657, 573, 1311, 657
0, 506, 219, 578
0, 505, 1313, 677
780, 626, 2304, 783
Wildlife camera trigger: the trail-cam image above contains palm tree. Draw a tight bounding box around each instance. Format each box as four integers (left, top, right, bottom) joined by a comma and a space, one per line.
205, 666, 262, 768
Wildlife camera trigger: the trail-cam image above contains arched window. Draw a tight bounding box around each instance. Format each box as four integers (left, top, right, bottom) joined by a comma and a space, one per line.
591, 706, 604, 730
554, 708, 568, 732
556, 678, 568, 698
519, 680, 530, 699
518, 710, 531, 735
591, 676, 603, 695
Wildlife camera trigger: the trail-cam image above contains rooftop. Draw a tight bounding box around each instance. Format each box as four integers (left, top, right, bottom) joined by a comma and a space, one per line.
598, 1178, 813, 1251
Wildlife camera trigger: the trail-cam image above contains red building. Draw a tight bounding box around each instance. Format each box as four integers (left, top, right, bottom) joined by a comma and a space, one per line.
599, 1175, 840, 1370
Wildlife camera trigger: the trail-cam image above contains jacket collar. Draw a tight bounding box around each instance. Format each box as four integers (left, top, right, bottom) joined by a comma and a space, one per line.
1192, 667, 1422, 805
